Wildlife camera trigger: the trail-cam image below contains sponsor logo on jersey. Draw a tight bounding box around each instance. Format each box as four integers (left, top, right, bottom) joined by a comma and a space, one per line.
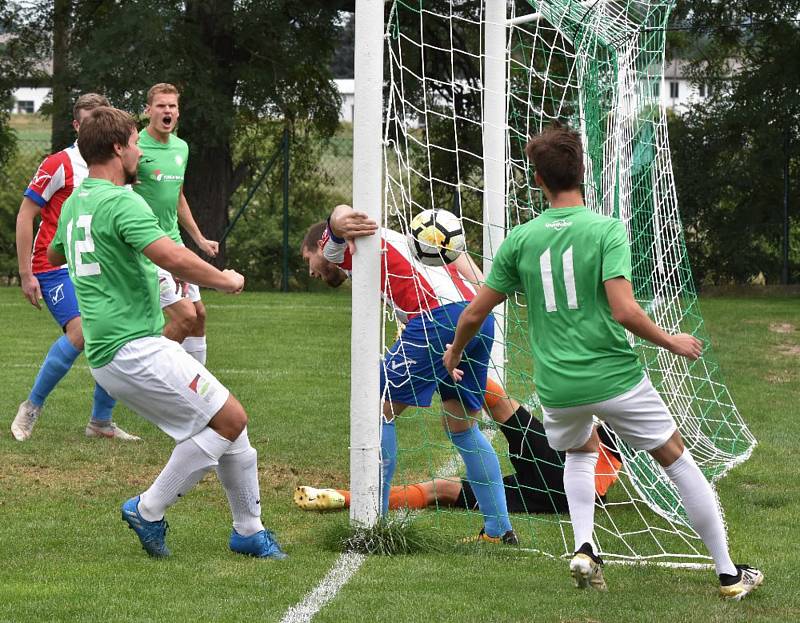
188, 373, 217, 403
150, 169, 184, 182
31, 167, 53, 187
175, 155, 184, 166
48, 283, 64, 305
545, 219, 573, 231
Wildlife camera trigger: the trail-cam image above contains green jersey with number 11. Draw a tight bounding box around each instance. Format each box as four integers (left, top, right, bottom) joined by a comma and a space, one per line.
52, 178, 167, 368
485, 206, 643, 408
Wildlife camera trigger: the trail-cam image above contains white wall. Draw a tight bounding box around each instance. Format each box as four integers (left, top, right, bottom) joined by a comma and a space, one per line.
11, 87, 50, 114
334, 79, 355, 123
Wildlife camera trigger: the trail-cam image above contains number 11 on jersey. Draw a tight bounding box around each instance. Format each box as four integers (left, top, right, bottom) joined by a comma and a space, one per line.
540, 246, 578, 312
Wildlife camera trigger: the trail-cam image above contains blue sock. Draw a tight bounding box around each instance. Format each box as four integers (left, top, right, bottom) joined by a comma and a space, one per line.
449, 425, 512, 537
28, 335, 82, 407
380, 420, 397, 515
90, 383, 116, 424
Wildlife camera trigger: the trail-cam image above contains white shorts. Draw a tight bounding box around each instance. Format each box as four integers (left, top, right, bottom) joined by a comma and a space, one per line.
92, 336, 229, 442
158, 265, 201, 309
542, 376, 677, 452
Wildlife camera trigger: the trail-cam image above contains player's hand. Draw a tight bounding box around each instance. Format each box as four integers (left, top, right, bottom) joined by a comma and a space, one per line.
667, 333, 703, 360
220, 269, 245, 294
331, 210, 378, 253
443, 343, 464, 382
198, 238, 219, 258
20, 274, 42, 309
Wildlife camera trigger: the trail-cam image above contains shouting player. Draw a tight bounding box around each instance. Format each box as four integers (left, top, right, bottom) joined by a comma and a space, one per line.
133, 83, 216, 364
295, 378, 622, 515
444, 124, 763, 599
48, 106, 285, 560
12, 93, 138, 441
302, 208, 515, 544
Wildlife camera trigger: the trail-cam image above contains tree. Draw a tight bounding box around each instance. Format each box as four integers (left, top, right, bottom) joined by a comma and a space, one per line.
60, 0, 343, 266
670, 0, 800, 284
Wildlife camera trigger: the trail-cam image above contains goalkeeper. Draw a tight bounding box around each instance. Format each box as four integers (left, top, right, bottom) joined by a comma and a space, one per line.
294, 377, 621, 514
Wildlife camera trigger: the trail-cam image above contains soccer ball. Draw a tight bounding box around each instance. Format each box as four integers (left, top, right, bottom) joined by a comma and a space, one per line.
407, 208, 465, 266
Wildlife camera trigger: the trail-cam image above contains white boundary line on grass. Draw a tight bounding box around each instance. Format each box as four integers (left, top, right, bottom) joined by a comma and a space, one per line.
278, 424, 498, 622
279, 552, 367, 623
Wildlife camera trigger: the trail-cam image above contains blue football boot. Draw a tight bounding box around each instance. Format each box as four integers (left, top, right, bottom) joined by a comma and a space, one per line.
229, 529, 287, 560
121, 496, 170, 558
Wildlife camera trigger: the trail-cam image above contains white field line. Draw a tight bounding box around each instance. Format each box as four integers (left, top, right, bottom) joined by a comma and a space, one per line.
278, 552, 367, 623
278, 421, 498, 622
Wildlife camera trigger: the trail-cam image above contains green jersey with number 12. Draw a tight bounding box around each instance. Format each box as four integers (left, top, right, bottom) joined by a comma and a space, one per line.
52, 178, 167, 368
485, 206, 643, 408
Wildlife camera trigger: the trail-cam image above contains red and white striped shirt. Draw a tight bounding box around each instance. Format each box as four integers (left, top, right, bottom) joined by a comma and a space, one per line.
24, 144, 87, 274
322, 226, 476, 322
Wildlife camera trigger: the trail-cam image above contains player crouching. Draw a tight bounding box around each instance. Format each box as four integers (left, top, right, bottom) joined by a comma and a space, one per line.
47, 106, 285, 560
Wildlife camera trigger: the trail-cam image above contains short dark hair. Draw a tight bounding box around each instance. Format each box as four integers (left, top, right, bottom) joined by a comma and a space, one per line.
524, 124, 584, 193
302, 221, 327, 253
72, 93, 110, 122
78, 107, 137, 166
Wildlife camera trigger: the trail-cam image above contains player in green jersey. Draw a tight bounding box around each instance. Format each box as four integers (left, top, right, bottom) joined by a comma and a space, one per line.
443, 125, 762, 600
48, 106, 286, 560
133, 83, 216, 365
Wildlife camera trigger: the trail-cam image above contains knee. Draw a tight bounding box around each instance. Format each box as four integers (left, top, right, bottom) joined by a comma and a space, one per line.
173, 308, 198, 338
64, 320, 85, 351
192, 304, 206, 335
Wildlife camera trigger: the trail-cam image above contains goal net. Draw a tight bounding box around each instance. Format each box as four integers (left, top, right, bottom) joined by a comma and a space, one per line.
376, 0, 756, 564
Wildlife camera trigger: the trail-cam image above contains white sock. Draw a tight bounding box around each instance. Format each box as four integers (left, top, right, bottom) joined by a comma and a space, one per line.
181, 336, 207, 365
662, 448, 736, 576
216, 428, 265, 537
564, 451, 599, 552
138, 427, 232, 521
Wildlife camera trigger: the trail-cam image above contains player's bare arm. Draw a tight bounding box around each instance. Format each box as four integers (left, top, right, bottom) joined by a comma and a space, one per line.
142, 237, 243, 293
444, 285, 506, 381
176, 187, 218, 258
452, 251, 483, 286
16, 197, 44, 309
328, 204, 378, 253
604, 277, 702, 360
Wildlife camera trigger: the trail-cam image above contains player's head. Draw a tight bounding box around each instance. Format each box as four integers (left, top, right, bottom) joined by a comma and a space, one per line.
78, 106, 141, 185
301, 221, 348, 288
525, 123, 584, 197
145, 83, 180, 135
72, 93, 110, 134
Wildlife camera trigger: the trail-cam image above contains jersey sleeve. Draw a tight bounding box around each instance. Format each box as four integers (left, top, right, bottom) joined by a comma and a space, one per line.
601, 219, 632, 282
321, 224, 352, 270
24, 153, 65, 207
113, 194, 169, 252
484, 232, 521, 295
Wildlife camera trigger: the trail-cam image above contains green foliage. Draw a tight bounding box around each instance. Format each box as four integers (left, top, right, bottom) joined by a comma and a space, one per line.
670, 0, 800, 284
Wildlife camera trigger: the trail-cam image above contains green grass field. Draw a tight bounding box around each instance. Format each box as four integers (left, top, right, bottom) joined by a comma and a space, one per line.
0, 288, 797, 622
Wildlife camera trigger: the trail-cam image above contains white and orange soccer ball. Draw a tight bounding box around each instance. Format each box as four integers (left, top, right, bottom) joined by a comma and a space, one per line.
407, 208, 465, 266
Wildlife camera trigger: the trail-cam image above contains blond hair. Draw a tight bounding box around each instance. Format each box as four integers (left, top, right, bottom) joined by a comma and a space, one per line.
147, 82, 180, 105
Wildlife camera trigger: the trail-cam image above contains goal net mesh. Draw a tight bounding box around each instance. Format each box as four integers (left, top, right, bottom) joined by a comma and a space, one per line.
378, 0, 756, 563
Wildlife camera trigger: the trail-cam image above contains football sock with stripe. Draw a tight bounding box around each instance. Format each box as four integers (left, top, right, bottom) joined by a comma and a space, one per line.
564, 451, 599, 551
448, 424, 512, 537
380, 420, 398, 515
89, 382, 116, 424
138, 427, 232, 522
181, 336, 207, 365
216, 428, 265, 537
662, 448, 736, 576
28, 335, 81, 407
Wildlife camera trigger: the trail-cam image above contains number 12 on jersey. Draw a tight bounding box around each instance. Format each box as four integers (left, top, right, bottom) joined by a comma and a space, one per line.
540, 246, 578, 312
66, 215, 101, 277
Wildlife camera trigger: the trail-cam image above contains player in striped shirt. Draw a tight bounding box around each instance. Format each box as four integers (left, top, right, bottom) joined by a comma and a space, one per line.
12, 93, 138, 441
302, 207, 515, 544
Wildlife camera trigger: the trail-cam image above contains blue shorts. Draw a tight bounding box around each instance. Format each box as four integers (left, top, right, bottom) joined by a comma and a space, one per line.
36, 268, 80, 329
381, 302, 495, 412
